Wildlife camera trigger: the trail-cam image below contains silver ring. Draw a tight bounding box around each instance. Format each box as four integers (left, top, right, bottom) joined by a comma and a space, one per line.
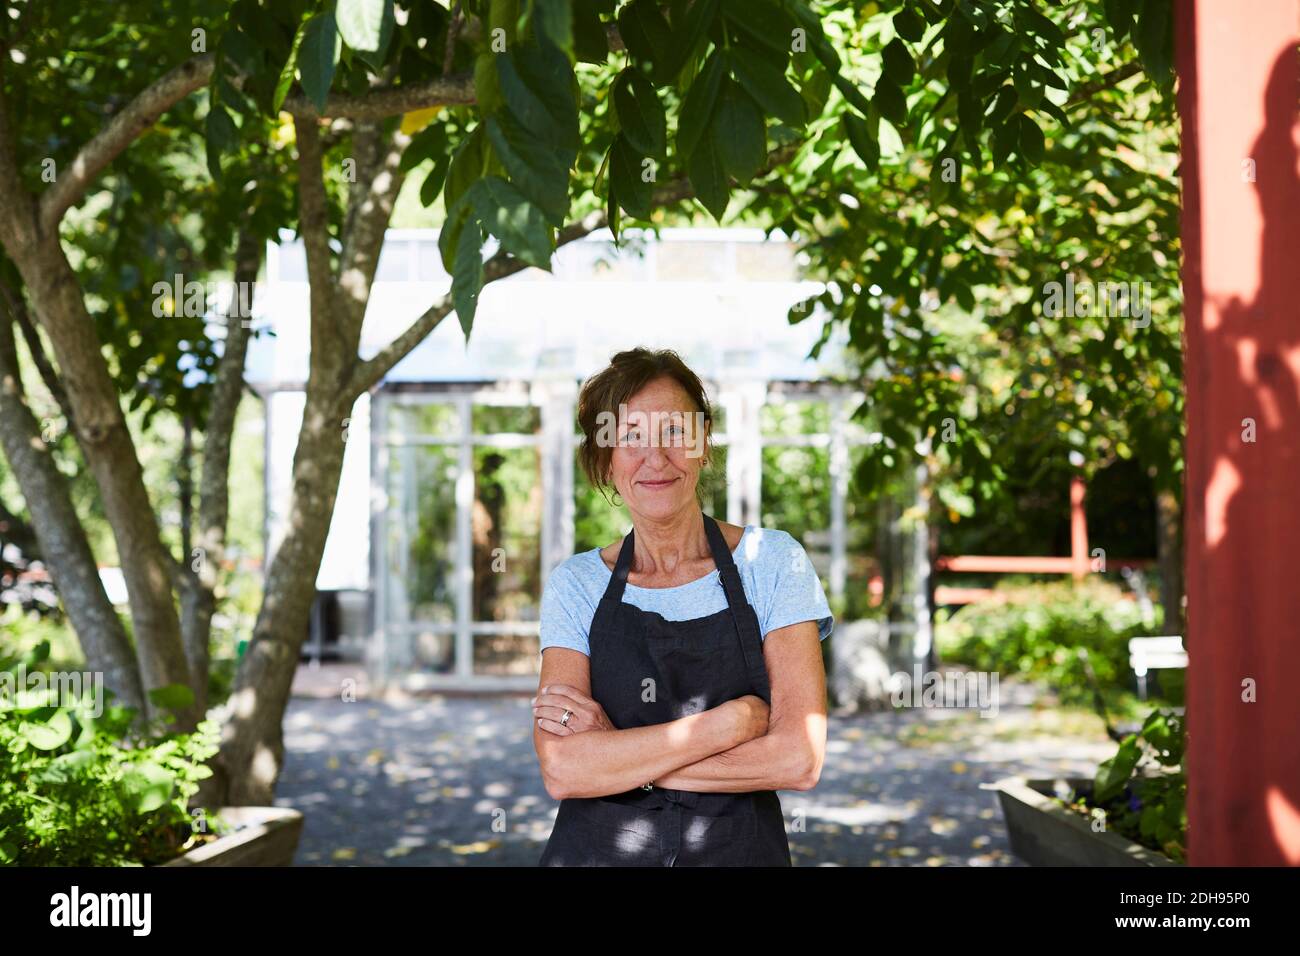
560, 709, 572, 726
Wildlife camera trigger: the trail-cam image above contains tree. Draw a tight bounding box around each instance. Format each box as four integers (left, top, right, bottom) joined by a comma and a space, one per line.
0, 0, 1179, 806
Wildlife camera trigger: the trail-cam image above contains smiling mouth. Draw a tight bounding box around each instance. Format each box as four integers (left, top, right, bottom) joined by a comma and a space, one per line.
637, 477, 679, 488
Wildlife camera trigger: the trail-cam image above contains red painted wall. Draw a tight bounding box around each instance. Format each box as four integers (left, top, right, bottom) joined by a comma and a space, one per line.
1177, 0, 1300, 864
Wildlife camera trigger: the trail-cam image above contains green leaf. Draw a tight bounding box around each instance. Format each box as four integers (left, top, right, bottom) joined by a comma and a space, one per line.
37, 748, 96, 784
992, 115, 1018, 164
612, 68, 667, 158
452, 217, 486, 339
677, 49, 725, 160
830, 72, 873, 118
662, 0, 720, 81
443, 126, 488, 232
20, 710, 72, 751
299, 12, 341, 114
872, 76, 907, 127
467, 176, 553, 268
712, 80, 766, 185
497, 39, 581, 152
687, 134, 729, 221
893, 6, 925, 43
617, 0, 674, 84
987, 84, 1018, 125
729, 46, 806, 127
148, 683, 195, 713
534, 0, 574, 59
1103, 0, 1138, 42
273, 17, 308, 113
419, 154, 451, 207
336, 0, 394, 66
784, 0, 840, 69
1018, 113, 1045, 163
1013, 65, 1043, 109
1134, 0, 1172, 84
574, 0, 610, 63
1021, 6, 1066, 49
606, 158, 622, 245
120, 762, 175, 814
400, 122, 449, 173
439, 192, 472, 271
722, 0, 797, 59
843, 111, 879, 169
1094, 736, 1141, 803
483, 113, 571, 226
609, 135, 653, 218
204, 105, 238, 181
881, 38, 914, 86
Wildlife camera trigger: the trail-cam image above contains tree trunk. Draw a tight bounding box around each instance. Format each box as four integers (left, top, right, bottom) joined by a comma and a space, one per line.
1156, 488, 1183, 636
198, 388, 351, 806
179, 228, 265, 715
3, 225, 195, 728
0, 312, 146, 716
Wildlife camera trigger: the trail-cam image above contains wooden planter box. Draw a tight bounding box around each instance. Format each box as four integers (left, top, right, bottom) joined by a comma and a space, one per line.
985, 776, 1182, 867
158, 807, 304, 867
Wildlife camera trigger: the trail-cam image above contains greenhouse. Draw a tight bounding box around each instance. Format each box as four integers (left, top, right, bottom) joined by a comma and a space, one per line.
246, 228, 883, 689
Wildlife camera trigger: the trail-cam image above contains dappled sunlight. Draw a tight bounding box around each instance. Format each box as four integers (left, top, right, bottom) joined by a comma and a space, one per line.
275, 675, 1113, 866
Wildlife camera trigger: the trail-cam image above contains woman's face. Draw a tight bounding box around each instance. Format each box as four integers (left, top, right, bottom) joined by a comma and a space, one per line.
606, 375, 709, 522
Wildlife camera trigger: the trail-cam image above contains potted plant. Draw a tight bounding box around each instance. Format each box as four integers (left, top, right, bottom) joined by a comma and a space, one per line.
0, 640, 302, 866
987, 708, 1187, 866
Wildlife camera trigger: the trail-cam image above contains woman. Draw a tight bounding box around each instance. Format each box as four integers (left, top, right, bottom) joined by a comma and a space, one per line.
533, 347, 833, 866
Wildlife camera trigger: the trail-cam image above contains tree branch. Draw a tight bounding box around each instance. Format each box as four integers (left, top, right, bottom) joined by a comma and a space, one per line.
293, 116, 349, 373
1065, 61, 1144, 110
0, 276, 75, 434
34, 50, 472, 233
38, 55, 216, 233
338, 121, 411, 336
280, 72, 475, 121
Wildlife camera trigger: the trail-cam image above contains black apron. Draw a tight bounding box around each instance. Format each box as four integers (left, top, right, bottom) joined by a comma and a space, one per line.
539, 511, 792, 867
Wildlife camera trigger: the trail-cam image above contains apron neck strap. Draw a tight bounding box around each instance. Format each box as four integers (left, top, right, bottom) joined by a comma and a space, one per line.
702, 512, 749, 614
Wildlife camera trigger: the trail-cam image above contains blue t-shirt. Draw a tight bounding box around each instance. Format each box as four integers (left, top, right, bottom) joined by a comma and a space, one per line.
538, 525, 834, 658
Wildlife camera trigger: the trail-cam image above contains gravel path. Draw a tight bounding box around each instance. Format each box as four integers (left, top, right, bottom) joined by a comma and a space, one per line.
272, 669, 1118, 866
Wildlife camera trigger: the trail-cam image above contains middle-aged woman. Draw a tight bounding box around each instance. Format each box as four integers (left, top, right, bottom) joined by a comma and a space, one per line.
533, 347, 833, 866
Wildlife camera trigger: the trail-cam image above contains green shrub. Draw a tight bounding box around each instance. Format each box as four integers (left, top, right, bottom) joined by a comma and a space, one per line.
1056, 708, 1187, 862
935, 578, 1159, 703
0, 638, 223, 866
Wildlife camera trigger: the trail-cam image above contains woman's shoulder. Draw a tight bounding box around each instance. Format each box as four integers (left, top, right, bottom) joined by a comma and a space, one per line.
547, 549, 608, 592
733, 525, 804, 572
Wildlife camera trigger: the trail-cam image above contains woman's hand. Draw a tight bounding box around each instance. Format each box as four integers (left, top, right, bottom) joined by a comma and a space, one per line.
533, 683, 616, 736
725, 694, 772, 745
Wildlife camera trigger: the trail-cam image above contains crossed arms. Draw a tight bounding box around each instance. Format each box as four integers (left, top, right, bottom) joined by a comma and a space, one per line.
532, 620, 827, 800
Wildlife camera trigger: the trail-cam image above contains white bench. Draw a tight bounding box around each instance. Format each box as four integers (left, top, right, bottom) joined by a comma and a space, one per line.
1128, 635, 1187, 700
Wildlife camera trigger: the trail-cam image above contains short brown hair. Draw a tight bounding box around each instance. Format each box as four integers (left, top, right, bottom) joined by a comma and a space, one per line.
577, 347, 714, 500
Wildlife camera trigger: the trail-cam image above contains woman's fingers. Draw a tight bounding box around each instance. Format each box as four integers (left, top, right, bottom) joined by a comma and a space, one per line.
537, 683, 593, 708
536, 714, 574, 736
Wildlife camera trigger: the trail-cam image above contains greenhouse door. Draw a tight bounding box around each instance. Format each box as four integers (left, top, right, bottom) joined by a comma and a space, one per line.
373, 388, 547, 688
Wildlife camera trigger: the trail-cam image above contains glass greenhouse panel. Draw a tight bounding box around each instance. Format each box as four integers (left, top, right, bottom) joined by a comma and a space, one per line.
386, 401, 460, 440
474, 633, 541, 676
761, 444, 831, 577
761, 397, 831, 438
385, 443, 458, 672
473, 403, 540, 435
472, 445, 542, 624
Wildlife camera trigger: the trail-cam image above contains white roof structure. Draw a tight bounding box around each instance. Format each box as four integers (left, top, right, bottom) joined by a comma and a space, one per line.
245, 227, 849, 389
